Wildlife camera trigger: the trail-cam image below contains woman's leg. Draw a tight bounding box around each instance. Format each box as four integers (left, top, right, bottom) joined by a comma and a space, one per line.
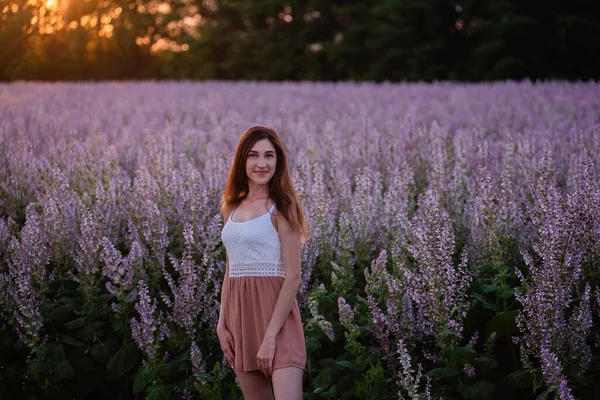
271, 367, 303, 400
235, 370, 274, 400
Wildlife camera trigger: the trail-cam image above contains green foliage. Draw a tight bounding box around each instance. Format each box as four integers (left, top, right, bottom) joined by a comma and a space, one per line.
0, 255, 240, 399
1, 0, 600, 81
486, 310, 518, 338
355, 362, 393, 399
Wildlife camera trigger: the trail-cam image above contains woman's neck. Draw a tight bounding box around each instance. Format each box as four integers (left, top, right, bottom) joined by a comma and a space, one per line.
246, 183, 269, 203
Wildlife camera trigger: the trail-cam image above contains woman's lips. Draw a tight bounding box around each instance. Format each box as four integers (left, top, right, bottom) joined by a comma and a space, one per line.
255, 171, 268, 175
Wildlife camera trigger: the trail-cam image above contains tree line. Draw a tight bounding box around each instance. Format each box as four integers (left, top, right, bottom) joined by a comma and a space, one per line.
1, 0, 599, 82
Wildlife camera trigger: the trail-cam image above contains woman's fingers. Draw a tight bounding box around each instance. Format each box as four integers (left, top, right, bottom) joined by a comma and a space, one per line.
226, 341, 235, 365
257, 357, 266, 376
227, 335, 235, 365
218, 328, 235, 366
267, 357, 273, 377
224, 347, 234, 365
257, 356, 273, 377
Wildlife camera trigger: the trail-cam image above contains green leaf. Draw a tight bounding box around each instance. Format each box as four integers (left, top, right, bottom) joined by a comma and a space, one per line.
27, 361, 46, 378
157, 362, 171, 377
107, 342, 140, 377
91, 341, 110, 364
211, 361, 221, 375
147, 385, 171, 400
58, 297, 75, 306
448, 346, 476, 363
425, 367, 459, 379
305, 335, 321, 353
357, 349, 380, 366
133, 366, 152, 394
111, 318, 123, 331
318, 358, 337, 369
481, 284, 498, 294
83, 295, 113, 314
471, 357, 498, 372
473, 264, 494, 274
318, 384, 337, 397
54, 304, 74, 322
58, 334, 84, 347
499, 288, 515, 299
49, 343, 66, 361
65, 317, 87, 330
95, 293, 114, 303
486, 310, 518, 338
336, 360, 354, 369
77, 321, 104, 342
472, 293, 498, 311
505, 369, 534, 389
55, 360, 75, 380
462, 381, 495, 399
536, 388, 552, 400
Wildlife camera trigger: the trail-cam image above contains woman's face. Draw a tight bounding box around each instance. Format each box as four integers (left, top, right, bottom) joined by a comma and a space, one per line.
245, 138, 277, 186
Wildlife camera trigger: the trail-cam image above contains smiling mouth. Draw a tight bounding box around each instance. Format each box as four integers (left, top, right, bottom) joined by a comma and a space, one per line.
255, 171, 269, 175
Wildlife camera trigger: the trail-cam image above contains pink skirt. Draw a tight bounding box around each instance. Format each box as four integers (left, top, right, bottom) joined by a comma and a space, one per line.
224, 276, 306, 373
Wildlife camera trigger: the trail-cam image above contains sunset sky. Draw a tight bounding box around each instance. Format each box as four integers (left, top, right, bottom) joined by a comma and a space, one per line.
1, 0, 203, 53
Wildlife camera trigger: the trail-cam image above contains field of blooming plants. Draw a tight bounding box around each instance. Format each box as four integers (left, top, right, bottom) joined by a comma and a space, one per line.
1, 81, 600, 400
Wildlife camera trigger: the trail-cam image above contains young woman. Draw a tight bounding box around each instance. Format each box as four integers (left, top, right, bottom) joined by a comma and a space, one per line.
218, 125, 307, 400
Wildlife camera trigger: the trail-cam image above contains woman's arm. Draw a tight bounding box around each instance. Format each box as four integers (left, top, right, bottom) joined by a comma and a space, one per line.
264, 223, 302, 338
217, 211, 235, 366
217, 253, 230, 330
257, 210, 302, 375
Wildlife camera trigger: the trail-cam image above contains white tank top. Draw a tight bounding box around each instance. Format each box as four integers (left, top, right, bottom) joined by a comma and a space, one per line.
221, 204, 285, 278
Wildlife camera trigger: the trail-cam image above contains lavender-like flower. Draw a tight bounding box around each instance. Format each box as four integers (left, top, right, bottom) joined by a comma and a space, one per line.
1, 205, 54, 347
0, 217, 10, 254
130, 279, 171, 359
101, 237, 138, 312
92, 172, 132, 245
403, 187, 472, 342
468, 330, 479, 348
396, 339, 432, 400
298, 235, 318, 305
566, 157, 600, 282
40, 167, 84, 265
139, 199, 168, 273
162, 224, 207, 336
190, 341, 206, 373
349, 167, 383, 255
338, 296, 358, 337
515, 168, 593, 391
382, 163, 414, 263
71, 210, 102, 290
463, 363, 475, 378
307, 285, 335, 341
2, 80, 600, 399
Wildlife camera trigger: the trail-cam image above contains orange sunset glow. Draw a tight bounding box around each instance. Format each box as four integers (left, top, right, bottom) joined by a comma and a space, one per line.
1, 0, 202, 53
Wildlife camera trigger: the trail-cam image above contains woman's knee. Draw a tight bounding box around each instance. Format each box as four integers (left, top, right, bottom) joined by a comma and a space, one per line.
272, 367, 303, 400
236, 370, 274, 400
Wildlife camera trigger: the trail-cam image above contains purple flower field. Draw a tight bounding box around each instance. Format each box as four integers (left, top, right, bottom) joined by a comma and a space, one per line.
1, 81, 599, 399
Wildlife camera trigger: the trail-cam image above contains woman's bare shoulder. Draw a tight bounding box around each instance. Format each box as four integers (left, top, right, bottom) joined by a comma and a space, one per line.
270, 200, 280, 231
222, 207, 232, 224
271, 202, 298, 234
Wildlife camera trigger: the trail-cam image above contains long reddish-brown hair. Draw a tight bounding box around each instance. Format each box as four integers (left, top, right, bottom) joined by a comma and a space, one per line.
221, 125, 307, 241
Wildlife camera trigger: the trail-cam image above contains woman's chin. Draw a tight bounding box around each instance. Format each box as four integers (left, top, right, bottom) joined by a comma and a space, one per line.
249, 176, 272, 185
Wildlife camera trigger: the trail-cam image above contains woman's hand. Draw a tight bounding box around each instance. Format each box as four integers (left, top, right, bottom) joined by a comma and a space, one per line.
217, 324, 235, 367
256, 334, 277, 377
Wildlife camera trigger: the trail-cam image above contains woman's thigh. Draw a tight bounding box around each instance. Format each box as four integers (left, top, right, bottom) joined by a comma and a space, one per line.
235, 370, 274, 400
271, 367, 303, 400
